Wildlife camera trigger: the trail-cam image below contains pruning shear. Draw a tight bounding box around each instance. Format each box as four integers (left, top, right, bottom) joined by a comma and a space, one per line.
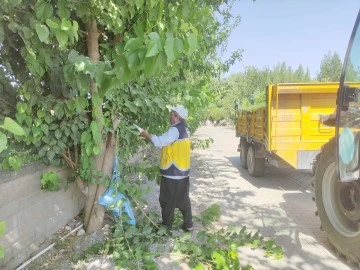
117, 113, 144, 133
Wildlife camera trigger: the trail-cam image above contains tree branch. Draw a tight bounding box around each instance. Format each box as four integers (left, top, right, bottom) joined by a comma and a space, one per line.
62, 153, 75, 170
75, 177, 88, 195
0, 98, 16, 109
74, 144, 79, 168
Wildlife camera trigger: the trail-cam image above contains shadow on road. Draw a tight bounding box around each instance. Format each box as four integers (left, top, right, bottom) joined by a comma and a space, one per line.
190, 148, 356, 269
226, 155, 314, 191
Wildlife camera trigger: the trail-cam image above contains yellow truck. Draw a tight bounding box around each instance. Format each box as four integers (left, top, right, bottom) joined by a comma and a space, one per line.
235, 82, 341, 176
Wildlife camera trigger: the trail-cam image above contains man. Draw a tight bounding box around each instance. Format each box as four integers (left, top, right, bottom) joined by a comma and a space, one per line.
139, 105, 193, 232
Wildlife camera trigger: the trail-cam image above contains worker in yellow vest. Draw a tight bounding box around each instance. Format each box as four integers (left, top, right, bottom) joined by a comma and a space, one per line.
140, 105, 193, 232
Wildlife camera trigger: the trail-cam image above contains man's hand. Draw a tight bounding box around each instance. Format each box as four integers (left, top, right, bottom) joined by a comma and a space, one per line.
140, 130, 152, 141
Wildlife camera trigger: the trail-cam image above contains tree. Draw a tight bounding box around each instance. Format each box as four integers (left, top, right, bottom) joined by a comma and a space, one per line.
210, 63, 313, 121
1, 0, 239, 233
317, 51, 342, 82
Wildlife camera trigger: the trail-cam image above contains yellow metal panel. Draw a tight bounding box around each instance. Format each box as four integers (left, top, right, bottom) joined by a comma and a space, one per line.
271, 137, 301, 146
274, 122, 301, 128
248, 108, 266, 142
236, 111, 248, 136
273, 150, 297, 168
275, 82, 340, 94
273, 114, 301, 122
274, 129, 302, 136
268, 83, 339, 168
272, 141, 332, 150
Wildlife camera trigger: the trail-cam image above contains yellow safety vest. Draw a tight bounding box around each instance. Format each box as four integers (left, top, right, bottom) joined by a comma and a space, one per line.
160, 122, 191, 177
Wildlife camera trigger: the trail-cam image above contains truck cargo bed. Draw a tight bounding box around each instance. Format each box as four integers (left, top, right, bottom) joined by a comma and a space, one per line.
236, 83, 341, 169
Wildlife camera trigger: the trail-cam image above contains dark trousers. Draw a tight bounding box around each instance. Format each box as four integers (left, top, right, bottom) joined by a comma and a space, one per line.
159, 176, 193, 229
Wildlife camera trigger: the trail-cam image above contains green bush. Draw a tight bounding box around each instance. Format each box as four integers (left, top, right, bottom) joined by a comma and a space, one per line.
41, 171, 61, 191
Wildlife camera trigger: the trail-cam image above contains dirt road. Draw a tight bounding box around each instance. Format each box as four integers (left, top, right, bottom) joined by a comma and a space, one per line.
189, 126, 357, 270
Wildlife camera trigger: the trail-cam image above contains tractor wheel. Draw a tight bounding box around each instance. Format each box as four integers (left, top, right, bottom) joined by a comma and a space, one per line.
240, 141, 249, 169
315, 139, 360, 264
312, 152, 321, 175
246, 145, 265, 177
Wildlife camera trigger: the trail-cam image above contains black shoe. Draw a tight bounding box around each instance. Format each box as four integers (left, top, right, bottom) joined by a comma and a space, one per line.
182, 225, 193, 232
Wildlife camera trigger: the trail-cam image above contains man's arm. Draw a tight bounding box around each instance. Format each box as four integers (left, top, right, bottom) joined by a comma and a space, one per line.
140, 127, 179, 148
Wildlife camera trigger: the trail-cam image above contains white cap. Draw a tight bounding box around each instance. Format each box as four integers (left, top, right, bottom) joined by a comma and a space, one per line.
171, 105, 188, 120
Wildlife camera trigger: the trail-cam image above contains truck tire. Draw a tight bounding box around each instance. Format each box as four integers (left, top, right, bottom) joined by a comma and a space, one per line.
247, 145, 265, 177
312, 152, 321, 175
240, 141, 249, 169
314, 139, 360, 264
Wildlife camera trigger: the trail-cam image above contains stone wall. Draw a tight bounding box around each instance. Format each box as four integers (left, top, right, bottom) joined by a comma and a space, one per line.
0, 163, 85, 269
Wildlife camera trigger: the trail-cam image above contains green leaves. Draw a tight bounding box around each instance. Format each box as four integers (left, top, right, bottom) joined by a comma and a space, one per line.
35, 23, 50, 43
200, 203, 220, 226
186, 33, 198, 56
212, 251, 226, 268
61, 18, 72, 31
75, 61, 85, 72
7, 156, 23, 171
72, 21, 79, 41
90, 121, 101, 146
0, 117, 25, 136
35, 1, 53, 20
46, 19, 59, 29
164, 31, 185, 64
16, 102, 28, 114
135, 0, 145, 9
44, 17, 79, 49
174, 38, 184, 55
47, 149, 55, 161
57, 0, 71, 19
0, 132, 7, 153
55, 30, 68, 48
126, 52, 140, 71
144, 52, 166, 77
41, 171, 60, 191
146, 32, 162, 57
124, 38, 143, 52
263, 240, 284, 259
164, 32, 175, 63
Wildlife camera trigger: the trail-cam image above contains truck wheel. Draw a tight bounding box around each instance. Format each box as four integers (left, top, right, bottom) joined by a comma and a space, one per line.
315, 139, 360, 264
247, 145, 265, 177
312, 152, 321, 175
240, 142, 249, 169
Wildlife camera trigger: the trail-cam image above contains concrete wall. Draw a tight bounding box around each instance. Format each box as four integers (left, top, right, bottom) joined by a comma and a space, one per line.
0, 163, 85, 269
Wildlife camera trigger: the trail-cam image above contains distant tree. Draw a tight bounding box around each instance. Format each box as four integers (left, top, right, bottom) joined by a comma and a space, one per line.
294, 65, 304, 81
209, 62, 314, 121
317, 51, 342, 82
344, 62, 360, 81
305, 67, 311, 80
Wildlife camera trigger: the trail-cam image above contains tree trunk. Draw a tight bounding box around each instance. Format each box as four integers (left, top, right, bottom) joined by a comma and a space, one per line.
86, 132, 117, 232
83, 19, 114, 233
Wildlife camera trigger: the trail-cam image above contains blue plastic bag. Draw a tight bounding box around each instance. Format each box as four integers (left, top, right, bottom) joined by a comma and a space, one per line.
98, 155, 136, 225
111, 194, 136, 225
98, 187, 119, 209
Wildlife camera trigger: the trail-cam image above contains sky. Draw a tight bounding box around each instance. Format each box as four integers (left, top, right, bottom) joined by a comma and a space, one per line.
222, 0, 360, 78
